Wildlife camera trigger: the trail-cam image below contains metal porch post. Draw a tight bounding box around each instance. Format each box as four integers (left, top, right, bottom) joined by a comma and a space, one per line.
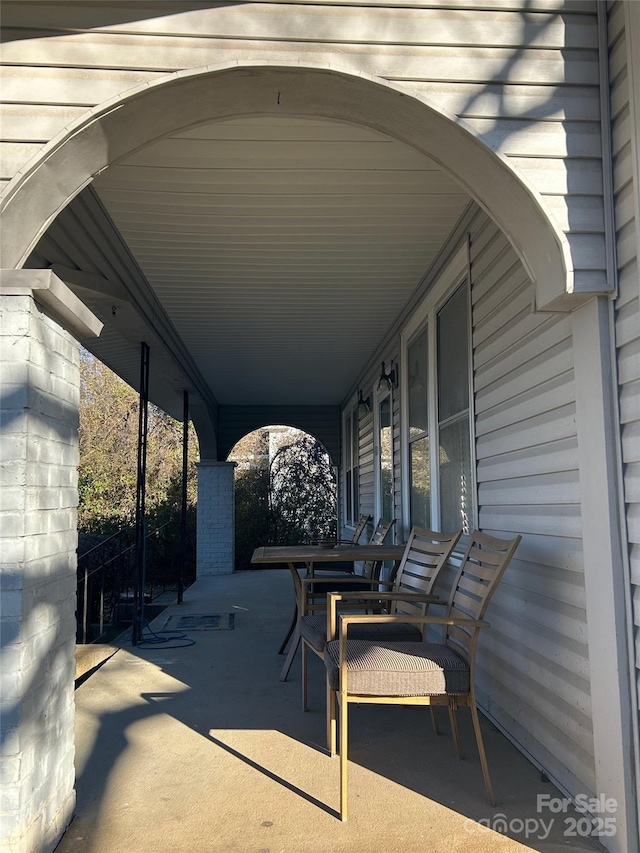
133, 341, 150, 645
178, 389, 189, 604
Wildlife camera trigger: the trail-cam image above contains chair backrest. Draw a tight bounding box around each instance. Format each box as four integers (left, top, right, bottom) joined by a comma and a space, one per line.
350, 513, 372, 545
369, 517, 395, 546
391, 526, 462, 618
360, 518, 396, 580
444, 530, 521, 662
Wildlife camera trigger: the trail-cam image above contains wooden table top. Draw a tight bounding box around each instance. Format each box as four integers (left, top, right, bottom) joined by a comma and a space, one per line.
251, 544, 405, 564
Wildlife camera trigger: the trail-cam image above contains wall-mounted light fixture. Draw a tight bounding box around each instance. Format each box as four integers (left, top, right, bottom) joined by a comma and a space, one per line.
357, 389, 371, 413
378, 360, 398, 391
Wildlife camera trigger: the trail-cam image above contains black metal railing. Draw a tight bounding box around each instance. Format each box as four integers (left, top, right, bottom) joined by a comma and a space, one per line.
76, 519, 192, 643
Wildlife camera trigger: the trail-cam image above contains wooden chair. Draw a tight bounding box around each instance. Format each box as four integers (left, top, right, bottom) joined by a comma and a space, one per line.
279, 518, 395, 682
306, 517, 395, 585
277, 513, 374, 657
307, 513, 373, 578
341, 513, 372, 546
299, 518, 397, 647
300, 526, 461, 714
324, 530, 521, 820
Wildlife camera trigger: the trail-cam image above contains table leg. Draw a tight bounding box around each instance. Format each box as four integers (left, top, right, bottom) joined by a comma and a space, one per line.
279, 625, 300, 681
278, 602, 297, 654
279, 562, 303, 681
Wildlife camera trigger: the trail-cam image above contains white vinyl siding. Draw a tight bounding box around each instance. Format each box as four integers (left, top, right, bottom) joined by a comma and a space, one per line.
608, 0, 640, 803
0, 1, 606, 291
470, 206, 594, 796
344, 354, 402, 533
358, 407, 375, 522
351, 203, 594, 797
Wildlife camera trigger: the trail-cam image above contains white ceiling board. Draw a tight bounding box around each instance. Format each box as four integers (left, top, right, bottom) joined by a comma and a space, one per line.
93, 116, 470, 405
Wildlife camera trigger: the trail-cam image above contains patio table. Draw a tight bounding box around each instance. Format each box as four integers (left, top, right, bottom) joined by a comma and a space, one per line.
251, 543, 405, 681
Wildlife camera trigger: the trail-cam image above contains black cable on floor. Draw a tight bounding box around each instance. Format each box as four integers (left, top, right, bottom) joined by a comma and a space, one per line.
135, 618, 196, 648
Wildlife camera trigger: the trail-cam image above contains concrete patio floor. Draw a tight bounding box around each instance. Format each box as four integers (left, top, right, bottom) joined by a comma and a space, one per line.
57, 570, 605, 853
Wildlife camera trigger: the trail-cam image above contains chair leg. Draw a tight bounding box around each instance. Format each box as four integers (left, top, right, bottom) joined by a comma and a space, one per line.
448, 700, 463, 759
430, 706, 440, 736
327, 677, 337, 756
339, 694, 348, 821
470, 702, 495, 806
302, 641, 308, 711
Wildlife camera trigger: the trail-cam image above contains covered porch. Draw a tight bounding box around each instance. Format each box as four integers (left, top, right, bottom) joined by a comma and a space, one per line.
59, 569, 603, 853
1, 38, 637, 852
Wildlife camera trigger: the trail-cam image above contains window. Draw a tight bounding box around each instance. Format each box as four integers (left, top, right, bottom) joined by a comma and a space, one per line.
407, 328, 430, 528
437, 285, 472, 532
402, 247, 475, 534
376, 391, 394, 523
344, 405, 359, 526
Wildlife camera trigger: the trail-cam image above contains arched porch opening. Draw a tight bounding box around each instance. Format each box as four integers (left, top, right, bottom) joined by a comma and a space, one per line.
2, 62, 572, 311
228, 424, 337, 570
0, 60, 593, 853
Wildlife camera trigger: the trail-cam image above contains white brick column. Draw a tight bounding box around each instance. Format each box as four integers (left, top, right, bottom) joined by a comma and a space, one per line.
196, 460, 236, 575
0, 272, 101, 853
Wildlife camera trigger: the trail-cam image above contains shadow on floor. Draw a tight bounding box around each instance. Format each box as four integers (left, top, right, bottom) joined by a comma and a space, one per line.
57, 571, 606, 853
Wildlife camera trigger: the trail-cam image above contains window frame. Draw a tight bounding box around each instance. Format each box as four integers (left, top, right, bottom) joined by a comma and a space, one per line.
400, 242, 477, 534
373, 380, 394, 526
342, 398, 360, 528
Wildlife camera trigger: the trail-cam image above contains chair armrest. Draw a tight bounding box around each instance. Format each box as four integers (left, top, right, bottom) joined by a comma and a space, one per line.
299, 576, 381, 615
326, 590, 440, 602
326, 592, 447, 638
336, 612, 489, 641
301, 577, 380, 593
306, 564, 356, 578
340, 613, 489, 628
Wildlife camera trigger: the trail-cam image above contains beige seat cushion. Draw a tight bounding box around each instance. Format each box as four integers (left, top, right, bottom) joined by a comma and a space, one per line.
325, 640, 470, 696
